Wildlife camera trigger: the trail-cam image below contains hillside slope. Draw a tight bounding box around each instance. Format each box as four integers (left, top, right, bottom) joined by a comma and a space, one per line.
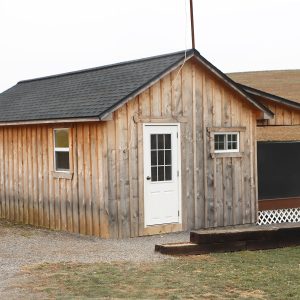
228, 70, 300, 103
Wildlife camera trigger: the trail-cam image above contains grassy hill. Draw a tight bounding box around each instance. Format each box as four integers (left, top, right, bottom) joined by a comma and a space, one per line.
228, 70, 300, 103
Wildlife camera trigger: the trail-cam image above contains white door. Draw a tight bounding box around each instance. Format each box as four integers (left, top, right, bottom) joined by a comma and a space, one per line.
143, 124, 181, 226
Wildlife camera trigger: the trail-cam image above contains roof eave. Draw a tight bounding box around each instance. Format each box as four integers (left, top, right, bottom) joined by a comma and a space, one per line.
0, 117, 101, 126
239, 84, 300, 111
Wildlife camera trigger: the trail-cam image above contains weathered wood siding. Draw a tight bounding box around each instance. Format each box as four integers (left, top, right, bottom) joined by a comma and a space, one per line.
0, 59, 258, 237
257, 99, 300, 141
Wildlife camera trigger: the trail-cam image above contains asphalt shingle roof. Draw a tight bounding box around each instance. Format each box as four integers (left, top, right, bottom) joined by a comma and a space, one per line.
0, 49, 273, 123
0, 50, 192, 122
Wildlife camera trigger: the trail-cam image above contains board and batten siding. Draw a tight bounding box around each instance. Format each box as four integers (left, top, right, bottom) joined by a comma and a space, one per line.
257, 99, 300, 141
0, 59, 258, 238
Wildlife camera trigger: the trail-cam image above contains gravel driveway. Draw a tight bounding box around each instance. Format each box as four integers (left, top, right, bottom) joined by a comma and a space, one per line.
0, 219, 189, 298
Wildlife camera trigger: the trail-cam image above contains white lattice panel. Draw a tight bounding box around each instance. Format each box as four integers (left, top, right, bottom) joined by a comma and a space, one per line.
257, 208, 300, 225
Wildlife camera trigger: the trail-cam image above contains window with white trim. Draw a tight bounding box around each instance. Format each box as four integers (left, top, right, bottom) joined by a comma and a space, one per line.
214, 132, 239, 153
54, 128, 70, 172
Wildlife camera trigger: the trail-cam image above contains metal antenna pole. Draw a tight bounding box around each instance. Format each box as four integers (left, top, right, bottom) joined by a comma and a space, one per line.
189, 0, 196, 49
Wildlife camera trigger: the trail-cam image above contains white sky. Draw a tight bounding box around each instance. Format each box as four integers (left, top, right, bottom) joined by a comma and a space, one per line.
0, 0, 299, 92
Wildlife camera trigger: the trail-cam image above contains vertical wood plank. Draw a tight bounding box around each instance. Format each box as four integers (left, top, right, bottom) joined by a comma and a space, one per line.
107, 120, 118, 238
42, 126, 50, 228
127, 99, 139, 237
48, 128, 55, 229
13, 128, 19, 222
36, 127, 43, 226
117, 106, 130, 238
150, 82, 161, 117
66, 127, 74, 232
137, 122, 144, 236
72, 126, 80, 233
31, 127, 39, 225
171, 69, 183, 116
0, 128, 4, 218
22, 128, 29, 224
8, 128, 14, 220
161, 74, 172, 117
195, 67, 205, 228
17, 128, 23, 223
83, 125, 92, 235
77, 124, 86, 234
202, 73, 208, 228
100, 124, 110, 238
90, 124, 100, 236
205, 75, 215, 227
182, 63, 194, 229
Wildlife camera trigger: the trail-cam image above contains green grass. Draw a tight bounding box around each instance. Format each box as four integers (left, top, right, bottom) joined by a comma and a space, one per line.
21, 246, 300, 299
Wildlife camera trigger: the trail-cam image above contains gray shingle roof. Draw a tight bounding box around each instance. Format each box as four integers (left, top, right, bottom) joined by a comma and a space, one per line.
0, 49, 273, 123
0, 50, 192, 122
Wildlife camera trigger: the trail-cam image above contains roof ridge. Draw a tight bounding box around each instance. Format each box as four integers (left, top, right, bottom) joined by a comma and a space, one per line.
227, 69, 300, 75
18, 49, 194, 85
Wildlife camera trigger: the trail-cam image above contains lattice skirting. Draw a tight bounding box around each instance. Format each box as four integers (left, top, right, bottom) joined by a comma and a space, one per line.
257, 208, 300, 225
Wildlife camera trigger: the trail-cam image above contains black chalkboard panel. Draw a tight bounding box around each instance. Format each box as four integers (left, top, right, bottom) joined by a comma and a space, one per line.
258, 142, 300, 199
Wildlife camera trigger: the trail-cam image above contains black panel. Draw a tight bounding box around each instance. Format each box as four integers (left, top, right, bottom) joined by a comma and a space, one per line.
258, 142, 300, 199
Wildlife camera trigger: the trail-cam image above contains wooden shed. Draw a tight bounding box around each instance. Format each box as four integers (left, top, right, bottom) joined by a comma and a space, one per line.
0, 49, 279, 238
229, 71, 300, 225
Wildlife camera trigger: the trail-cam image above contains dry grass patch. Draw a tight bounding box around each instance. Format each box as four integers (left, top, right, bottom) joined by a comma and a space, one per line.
13, 246, 300, 299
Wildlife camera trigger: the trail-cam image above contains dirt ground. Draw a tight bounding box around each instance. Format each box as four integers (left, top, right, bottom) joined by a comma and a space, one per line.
0, 219, 189, 299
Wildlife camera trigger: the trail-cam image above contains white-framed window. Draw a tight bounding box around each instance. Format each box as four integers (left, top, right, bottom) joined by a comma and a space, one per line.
214, 132, 239, 153
54, 128, 70, 172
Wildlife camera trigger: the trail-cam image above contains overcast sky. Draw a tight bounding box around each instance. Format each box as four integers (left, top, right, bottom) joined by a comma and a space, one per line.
0, 0, 299, 92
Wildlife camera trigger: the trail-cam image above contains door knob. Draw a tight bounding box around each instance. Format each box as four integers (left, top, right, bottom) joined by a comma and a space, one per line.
146, 176, 151, 180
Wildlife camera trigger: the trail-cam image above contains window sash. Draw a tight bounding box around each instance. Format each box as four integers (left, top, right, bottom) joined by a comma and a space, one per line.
214, 132, 239, 153
54, 129, 70, 172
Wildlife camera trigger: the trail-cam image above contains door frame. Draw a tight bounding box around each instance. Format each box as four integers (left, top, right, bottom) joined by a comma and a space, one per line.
142, 123, 182, 228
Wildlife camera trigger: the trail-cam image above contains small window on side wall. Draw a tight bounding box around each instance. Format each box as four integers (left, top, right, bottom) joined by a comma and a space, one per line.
214, 132, 239, 153
54, 128, 70, 172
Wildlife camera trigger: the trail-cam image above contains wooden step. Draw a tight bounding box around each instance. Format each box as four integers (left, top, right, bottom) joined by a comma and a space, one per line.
155, 223, 300, 255
155, 242, 201, 255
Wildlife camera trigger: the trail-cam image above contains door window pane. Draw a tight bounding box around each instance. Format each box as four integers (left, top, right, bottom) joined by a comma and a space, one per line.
157, 134, 164, 149
149, 133, 173, 182
165, 150, 171, 165
151, 151, 157, 165
158, 166, 164, 181
151, 134, 157, 149
158, 150, 164, 165
165, 134, 171, 149
151, 167, 157, 182
165, 166, 172, 181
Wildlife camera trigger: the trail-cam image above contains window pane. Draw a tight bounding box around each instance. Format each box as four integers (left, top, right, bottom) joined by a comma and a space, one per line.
165, 134, 171, 149
151, 167, 157, 182
151, 134, 157, 150
165, 166, 172, 181
165, 150, 171, 165
55, 129, 69, 148
151, 150, 157, 166
157, 134, 164, 149
228, 134, 237, 142
158, 150, 164, 165
215, 134, 225, 150
55, 151, 70, 171
158, 166, 164, 181
215, 141, 225, 150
